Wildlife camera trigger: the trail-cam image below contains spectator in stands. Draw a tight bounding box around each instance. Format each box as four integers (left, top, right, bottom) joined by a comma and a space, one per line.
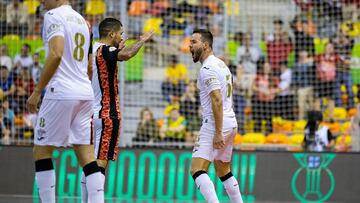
14, 43, 33, 71
294, 50, 315, 120
0, 44, 13, 71
179, 80, 199, 121
303, 110, 335, 151
266, 19, 293, 74
0, 1, 6, 37
0, 65, 15, 99
331, 28, 354, 109
275, 60, 295, 120
30, 53, 43, 84
233, 63, 250, 134
212, 26, 226, 56
161, 55, 188, 103
290, 16, 315, 62
160, 107, 186, 142
251, 59, 279, 133
235, 32, 260, 76
133, 107, 160, 144
313, 0, 342, 38
2, 97, 15, 135
6, 0, 29, 36
14, 68, 34, 114
314, 42, 338, 121
0, 106, 11, 145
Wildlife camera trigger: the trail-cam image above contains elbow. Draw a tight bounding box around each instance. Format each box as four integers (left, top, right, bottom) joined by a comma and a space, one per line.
119, 52, 132, 61
50, 51, 62, 62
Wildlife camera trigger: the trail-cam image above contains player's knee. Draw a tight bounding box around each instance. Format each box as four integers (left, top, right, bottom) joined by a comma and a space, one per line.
33, 146, 54, 161
191, 170, 208, 181
214, 160, 231, 177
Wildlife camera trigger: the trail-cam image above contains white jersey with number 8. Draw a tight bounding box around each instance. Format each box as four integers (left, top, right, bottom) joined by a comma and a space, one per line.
42, 5, 93, 100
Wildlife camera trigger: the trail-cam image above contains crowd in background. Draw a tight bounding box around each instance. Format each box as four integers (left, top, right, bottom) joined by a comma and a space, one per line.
0, 0, 359, 149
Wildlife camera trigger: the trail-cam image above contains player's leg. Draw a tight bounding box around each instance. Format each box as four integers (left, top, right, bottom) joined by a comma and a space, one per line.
214, 127, 243, 203
33, 146, 56, 203
33, 99, 72, 203
191, 123, 220, 203
190, 158, 219, 203
214, 160, 243, 203
70, 101, 104, 203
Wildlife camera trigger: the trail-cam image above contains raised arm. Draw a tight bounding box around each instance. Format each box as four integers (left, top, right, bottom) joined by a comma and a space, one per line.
117, 30, 154, 61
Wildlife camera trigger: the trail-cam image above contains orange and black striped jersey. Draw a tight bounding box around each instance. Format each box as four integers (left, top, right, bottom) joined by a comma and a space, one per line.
92, 42, 121, 119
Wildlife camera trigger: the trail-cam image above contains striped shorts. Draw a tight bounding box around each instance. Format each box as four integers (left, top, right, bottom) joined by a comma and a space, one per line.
94, 117, 121, 160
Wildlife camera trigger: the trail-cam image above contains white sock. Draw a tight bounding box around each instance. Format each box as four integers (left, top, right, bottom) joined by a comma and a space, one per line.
194, 172, 219, 203
35, 170, 56, 203
222, 175, 243, 203
81, 172, 88, 203
86, 172, 105, 203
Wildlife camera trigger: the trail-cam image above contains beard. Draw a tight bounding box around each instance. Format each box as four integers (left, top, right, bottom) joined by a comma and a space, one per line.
191, 49, 200, 63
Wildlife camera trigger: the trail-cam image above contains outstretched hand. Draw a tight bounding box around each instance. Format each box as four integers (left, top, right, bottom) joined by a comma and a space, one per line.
140, 30, 154, 43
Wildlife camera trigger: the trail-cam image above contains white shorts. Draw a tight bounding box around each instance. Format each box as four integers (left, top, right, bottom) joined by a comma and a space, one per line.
34, 99, 94, 147
192, 116, 237, 162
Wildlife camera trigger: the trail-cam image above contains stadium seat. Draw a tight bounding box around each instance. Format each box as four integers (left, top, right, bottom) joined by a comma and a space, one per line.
2, 34, 20, 41
348, 108, 357, 118
336, 135, 352, 146
242, 133, 265, 144
85, 0, 106, 15
289, 134, 305, 146
293, 120, 307, 132
233, 133, 242, 144
24, 0, 40, 15
266, 133, 288, 144
341, 21, 360, 37
341, 121, 352, 134
180, 37, 191, 53
334, 107, 347, 120
143, 18, 163, 35
128, 0, 150, 16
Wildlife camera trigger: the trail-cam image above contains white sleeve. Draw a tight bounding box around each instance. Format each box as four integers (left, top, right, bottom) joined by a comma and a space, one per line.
279, 70, 292, 90
200, 66, 221, 95
43, 12, 64, 41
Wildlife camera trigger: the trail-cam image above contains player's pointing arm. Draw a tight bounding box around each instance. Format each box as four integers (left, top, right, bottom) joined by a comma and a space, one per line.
117, 30, 154, 61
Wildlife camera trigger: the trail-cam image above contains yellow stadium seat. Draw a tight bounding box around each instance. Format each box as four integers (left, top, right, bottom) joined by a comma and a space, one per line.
289, 134, 305, 146
353, 85, 358, 95
293, 120, 307, 132
128, 0, 150, 16
266, 134, 288, 144
85, 0, 106, 15
242, 133, 265, 144
280, 120, 294, 132
233, 133, 242, 145
341, 121, 352, 134
24, 0, 40, 15
143, 18, 163, 35
2, 34, 20, 41
341, 21, 360, 37
324, 107, 347, 120
336, 135, 352, 146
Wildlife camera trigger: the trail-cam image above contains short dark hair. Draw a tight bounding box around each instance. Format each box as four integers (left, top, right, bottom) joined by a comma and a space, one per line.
193, 29, 213, 48
273, 19, 283, 25
23, 43, 31, 51
99, 18, 123, 39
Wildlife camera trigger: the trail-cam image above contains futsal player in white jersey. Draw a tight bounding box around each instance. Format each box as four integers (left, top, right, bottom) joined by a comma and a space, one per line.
27, 0, 104, 202
189, 29, 243, 203
80, 17, 154, 202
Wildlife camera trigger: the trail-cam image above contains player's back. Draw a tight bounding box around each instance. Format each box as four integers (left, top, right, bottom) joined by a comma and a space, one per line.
42, 5, 93, 100
197, 55, 235, 120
